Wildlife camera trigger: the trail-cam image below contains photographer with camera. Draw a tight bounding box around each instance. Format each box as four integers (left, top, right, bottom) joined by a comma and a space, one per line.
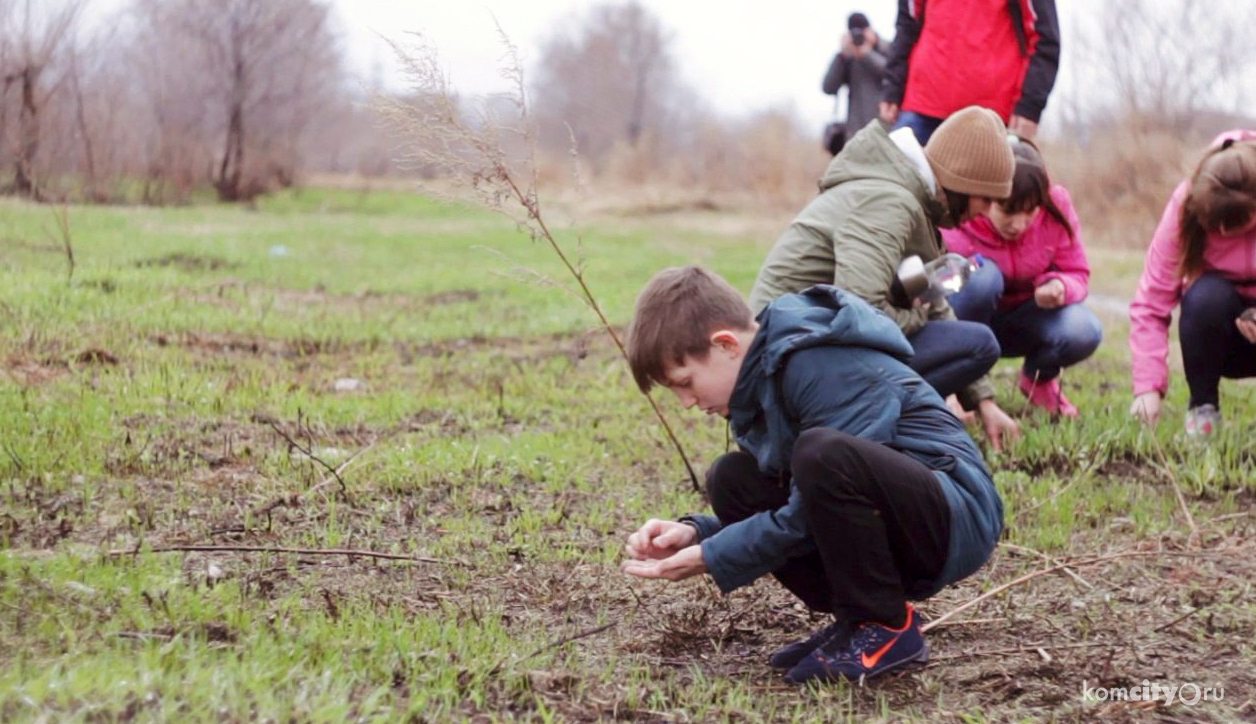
821, 12, 889, 157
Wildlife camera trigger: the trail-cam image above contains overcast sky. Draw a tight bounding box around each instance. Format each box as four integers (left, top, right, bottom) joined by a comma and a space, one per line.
332, 0, 1084, 131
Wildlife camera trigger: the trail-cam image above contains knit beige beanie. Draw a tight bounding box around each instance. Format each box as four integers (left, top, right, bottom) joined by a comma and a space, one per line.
924, 106, 1014, 198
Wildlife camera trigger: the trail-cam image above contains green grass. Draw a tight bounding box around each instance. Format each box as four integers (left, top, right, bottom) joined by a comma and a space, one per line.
1, 189, 1253, 723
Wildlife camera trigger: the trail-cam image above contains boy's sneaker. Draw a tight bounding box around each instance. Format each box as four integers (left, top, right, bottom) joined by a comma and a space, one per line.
784, 604, 928, 684
1018, 371, 1079, 417
1185, 404, 1222, 437
768, 620, 851, 670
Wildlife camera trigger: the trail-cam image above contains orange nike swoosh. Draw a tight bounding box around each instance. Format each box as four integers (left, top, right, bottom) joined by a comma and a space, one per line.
861, 636, 899, 669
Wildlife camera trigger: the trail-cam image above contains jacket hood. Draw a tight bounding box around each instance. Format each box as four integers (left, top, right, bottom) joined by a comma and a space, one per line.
1212, 129, 1256, 148
820, 122, 942, 219
728, 284, 917, 469
751, 285, 915, 378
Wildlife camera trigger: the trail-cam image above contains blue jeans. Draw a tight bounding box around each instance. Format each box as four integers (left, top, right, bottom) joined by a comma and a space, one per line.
1179, 274, 1256, 409
906, 320, 999, 399
892, 111, 945, 146
948, 261, 1102, 381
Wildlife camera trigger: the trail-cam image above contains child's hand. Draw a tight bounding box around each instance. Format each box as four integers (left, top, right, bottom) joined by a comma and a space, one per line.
622, 544, 707, 581
977, 399, 1020, 452
1033, 279, 1066, 309
1130, 392, 1162, 426
624, 519, 697, 561
1236, 313, 1256, 344
945, 394, 976, 425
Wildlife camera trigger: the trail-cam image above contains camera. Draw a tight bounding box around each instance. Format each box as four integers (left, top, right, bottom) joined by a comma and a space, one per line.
851, 28, 866, 47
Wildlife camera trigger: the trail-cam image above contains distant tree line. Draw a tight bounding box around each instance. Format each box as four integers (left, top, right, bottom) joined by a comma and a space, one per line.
0, 0, 393, 204
2, 0, 1252, 207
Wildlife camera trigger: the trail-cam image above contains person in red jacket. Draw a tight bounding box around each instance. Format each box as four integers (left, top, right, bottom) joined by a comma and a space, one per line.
1129, 131, 1256, 436
880, 0, 1060, 144
942, 137, 1101, 416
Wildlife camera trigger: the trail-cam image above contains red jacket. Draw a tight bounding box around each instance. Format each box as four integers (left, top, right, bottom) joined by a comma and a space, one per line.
941, 185, 1090, 312
884, 0, 1061, 123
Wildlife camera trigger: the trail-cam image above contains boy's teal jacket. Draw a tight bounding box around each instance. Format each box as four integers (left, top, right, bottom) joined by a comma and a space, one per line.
685, 286, 1003, 599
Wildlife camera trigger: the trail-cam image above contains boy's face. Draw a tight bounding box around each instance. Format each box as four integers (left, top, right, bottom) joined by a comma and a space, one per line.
661, 332, 745, 418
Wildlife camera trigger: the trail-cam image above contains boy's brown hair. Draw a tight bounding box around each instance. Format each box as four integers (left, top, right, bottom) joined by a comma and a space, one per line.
626, 266, 754, 393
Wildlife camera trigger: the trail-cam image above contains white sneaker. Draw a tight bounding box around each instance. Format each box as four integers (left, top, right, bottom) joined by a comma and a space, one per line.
1184, 404, 1222, 437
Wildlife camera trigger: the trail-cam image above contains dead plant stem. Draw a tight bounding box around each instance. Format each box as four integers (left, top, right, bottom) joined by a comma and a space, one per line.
500, 174, 699, 492
922, 549, 1219, 632
106, 544, 449, 565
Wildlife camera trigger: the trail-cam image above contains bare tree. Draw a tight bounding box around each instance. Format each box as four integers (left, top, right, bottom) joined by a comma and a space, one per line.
1070, 0, 1256, 134
132, 0, 345, 202
0, 0, 83, 199
531, 1, 689, 164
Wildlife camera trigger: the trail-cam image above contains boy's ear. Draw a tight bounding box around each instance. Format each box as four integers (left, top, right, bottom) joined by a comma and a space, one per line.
709, 329, 740, 353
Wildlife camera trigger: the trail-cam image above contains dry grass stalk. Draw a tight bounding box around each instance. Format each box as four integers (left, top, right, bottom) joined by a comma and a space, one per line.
376, 29, 699, 491
922, 548, 1222, 633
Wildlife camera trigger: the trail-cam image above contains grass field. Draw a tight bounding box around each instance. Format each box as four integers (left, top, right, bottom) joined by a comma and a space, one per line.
1, 188, 1253, 723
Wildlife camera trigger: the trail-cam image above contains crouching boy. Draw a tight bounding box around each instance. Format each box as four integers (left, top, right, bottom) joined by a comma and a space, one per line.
621, 266, 1002, 684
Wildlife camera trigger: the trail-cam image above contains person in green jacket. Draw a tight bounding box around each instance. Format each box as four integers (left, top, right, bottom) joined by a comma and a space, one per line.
749, 107, 1021, 450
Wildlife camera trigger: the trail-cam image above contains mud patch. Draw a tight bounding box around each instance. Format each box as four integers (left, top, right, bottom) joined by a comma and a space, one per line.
136, 252, 238, 272
424, 289, 481, 305
151, 331, 362, 358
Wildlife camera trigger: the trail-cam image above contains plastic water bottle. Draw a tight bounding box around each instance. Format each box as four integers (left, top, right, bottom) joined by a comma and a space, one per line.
897, 253, 977, 303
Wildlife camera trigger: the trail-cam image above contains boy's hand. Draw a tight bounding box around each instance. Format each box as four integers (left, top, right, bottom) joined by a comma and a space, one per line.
622, 545, 707, 581
978, 399, 1020, 452
624, 519, 697, 561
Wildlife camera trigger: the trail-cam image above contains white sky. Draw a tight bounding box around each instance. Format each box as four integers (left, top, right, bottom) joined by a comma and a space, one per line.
332, 0, 1083, 131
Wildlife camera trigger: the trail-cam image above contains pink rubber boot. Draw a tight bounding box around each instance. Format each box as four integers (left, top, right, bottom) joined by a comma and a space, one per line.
1018, 371, 1079, 417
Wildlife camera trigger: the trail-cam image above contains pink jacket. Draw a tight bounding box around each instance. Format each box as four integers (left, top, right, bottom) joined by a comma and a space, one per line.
1129, 129, 1256, 397
942, 185, 1090, 313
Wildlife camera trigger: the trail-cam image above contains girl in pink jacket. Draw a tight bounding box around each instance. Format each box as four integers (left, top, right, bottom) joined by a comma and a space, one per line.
1129, 131, 1256, 436
943, 137, 1101, 416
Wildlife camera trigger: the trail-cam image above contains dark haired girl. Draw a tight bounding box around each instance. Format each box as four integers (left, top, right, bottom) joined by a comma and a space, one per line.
942, 136, 1102, 416
1130, 130, 1256, 436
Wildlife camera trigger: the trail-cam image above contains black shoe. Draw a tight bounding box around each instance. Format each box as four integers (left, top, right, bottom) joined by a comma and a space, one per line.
785, 604, 929, 684
768, 619, 851, 670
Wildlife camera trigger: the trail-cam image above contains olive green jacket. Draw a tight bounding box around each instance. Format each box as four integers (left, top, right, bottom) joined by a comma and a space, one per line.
748, 120, 995, 406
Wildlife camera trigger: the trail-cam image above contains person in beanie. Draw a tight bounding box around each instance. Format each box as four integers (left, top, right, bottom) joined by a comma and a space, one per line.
622, 266, 1002, 684
750, 106, 1021, 451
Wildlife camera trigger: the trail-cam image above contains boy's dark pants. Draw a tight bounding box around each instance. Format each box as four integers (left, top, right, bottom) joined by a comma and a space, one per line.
707, 428, 950, 627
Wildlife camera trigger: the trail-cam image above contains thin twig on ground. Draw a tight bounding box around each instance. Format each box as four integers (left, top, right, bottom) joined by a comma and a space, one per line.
922, 548, 1222, 632
928, 639, 1115, 663
264, 419, 350, 502
302, 435, 383, 501
486, 621, 618, 677
1153, 605, 1212, 633
1145, 430, 1199, 543
105, 544, 450, 565
999, 541, 1094, 589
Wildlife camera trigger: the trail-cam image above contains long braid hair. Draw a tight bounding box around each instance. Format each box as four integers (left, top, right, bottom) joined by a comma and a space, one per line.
1178, 139, 1256, 279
